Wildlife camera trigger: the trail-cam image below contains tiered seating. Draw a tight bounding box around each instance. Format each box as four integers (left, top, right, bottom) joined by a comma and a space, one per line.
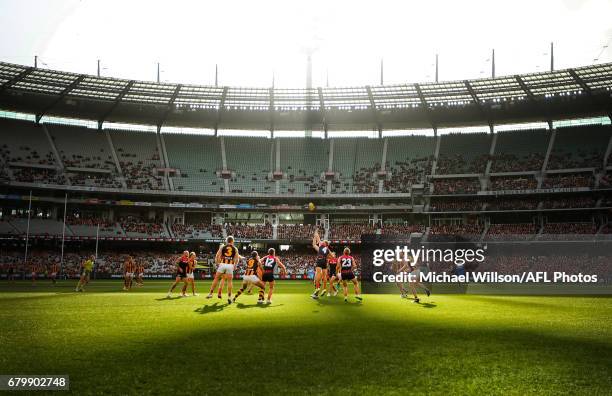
436, 133, 491, 174
225, 137, 274, 193
119, 216, 169, 238
491, 129, 549, 172
490, 176, 537, 191
335, 138, 384, 194
542, 173, 593, 189
225, 223, 273, 239
380, 224, 424, 235
11, 167, 66, 185
66, 216, 123, 237
277, 224, 318, 240
428, 224, 484, 241
171, 223, 223, 239
48, 124, 115, 170
433, 178, 480, 194
0, 119, 55, 166
10, 218, 73, 236
0, 219, 19, 235
110, 129, 165, 190
328, 224, 377, 240
165, 134, 223, 192
279, 138, 327, 194
547, 125, 611, 169
384, 136, 435, 193
429, 199, 482, 212
485, 223, 538, 240
540, 222, 597, 240
485, 197, 540, 211
541, 196, 596, 209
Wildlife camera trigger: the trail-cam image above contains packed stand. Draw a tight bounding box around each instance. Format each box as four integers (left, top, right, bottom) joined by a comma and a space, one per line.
490, 153, 544, 173
490, 176, 537, 191
277, 224, 319, 240
541, 173, 593, 189
225, 223, 273, 239
428, 224, 484, 241
429, 200, 482, 212
433, 178, 480, 194
485, 223, 539, 241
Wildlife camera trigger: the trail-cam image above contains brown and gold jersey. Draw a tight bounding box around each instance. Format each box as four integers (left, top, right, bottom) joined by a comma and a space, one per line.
220, 244, 237, 264
245, 258, 259, 276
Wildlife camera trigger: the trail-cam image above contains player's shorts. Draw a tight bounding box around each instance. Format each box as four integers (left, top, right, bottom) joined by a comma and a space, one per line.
138, 273, 144, 278
186, 273, 194, 279
328, 265, 337, 277
341, 271, 355, 281
409, 269, 421, 280
176, 272, 187, 279
217, 263, 234, 275
316, 259, 328, 270
262, 273, 275, 282
50, 272, 57, 277
125, 272, 134, 278
31, 272, 36, 277
243, 274, 260, 284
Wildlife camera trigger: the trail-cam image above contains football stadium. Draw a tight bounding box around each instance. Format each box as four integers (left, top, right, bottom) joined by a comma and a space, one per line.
0, 0, 611, 394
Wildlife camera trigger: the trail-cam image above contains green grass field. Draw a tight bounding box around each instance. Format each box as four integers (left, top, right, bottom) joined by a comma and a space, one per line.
0, 280, 610, 395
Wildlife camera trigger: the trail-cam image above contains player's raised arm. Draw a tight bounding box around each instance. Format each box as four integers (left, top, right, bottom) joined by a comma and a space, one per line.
312, 230, 321, 252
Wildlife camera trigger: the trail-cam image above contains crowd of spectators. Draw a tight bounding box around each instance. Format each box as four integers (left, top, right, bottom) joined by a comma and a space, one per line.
225, 223, 273, 239
328, 224, 378, 240
352, 166, 380, 194
428, 224, 484, 241
490, 176, 537, 191
485, 223, 538, 240
380, 224, 424, 235
429, 200, 482, 212
435, 154, 488, 174
277, 224, 319, 240
0, 250, 339, 277
433, 178, 480, 194
490, 153, 544, 173
60, 152, 115, 170
171, 223, 223, 238
12, 168, 67, 185
541, 173, 593, 189
1, 145, 56, 166
118, 216, 165, 237
485, 197, 540, 211
67, 171, 123, 189
384, 157, 432, 193
541, 196, 596, 209
540, 222, 597, 240
547, 149, 602, 170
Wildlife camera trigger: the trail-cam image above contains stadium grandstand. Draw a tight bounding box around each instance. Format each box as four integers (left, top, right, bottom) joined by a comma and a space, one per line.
0, 59, 611, 279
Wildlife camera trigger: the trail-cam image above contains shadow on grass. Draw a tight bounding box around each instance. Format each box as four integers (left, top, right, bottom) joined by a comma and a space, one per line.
235, 302, 285, 310
155, 296, 184, 301
194, 302, 229, 314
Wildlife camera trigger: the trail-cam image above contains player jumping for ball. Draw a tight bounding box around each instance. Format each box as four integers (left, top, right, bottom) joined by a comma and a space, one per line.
311, 229, 330, 299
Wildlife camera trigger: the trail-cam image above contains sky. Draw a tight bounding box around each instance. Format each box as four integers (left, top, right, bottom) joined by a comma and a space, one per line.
0, 0, 611, 88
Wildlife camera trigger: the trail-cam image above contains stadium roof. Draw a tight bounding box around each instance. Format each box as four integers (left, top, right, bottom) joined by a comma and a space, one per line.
1, 61, 611, 133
